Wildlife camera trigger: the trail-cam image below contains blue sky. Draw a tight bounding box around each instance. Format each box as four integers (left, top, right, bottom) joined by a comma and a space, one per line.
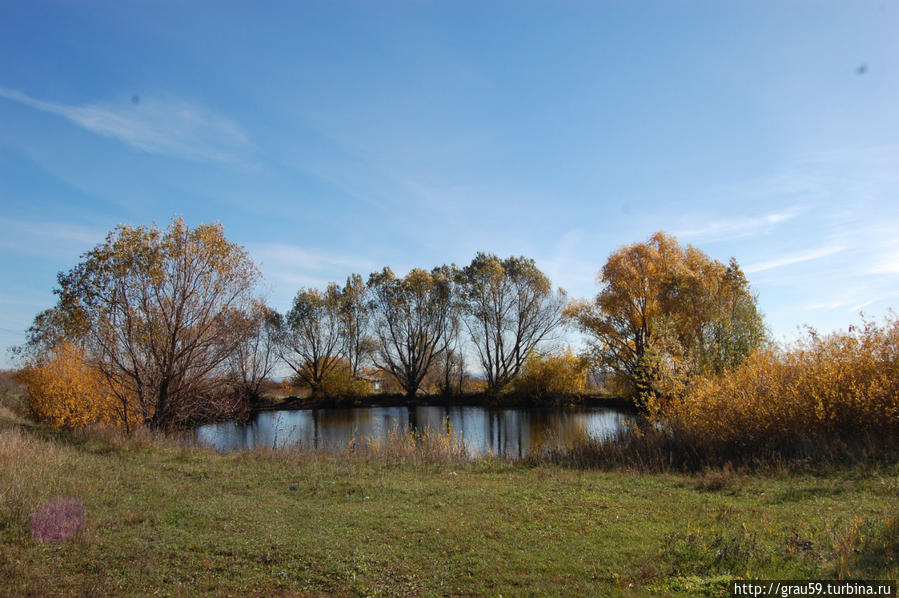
1, 1, 898, 367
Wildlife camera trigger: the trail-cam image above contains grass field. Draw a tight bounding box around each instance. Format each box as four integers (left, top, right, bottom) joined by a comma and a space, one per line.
1, 414, 897, 597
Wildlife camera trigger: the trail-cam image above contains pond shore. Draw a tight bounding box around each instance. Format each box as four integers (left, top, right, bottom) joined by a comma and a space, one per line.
253, 392, 639, 413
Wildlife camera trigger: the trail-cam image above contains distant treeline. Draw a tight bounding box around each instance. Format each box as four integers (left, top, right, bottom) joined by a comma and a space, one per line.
12, 217, 774, 432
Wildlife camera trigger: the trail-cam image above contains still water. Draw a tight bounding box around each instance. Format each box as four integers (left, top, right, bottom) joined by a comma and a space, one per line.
196, 405, 632, 458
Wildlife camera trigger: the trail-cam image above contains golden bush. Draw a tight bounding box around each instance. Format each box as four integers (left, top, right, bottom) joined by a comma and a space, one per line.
319, 360, 372, 398
17, 343, 138, 430
513, 349, 590, 399
654, 316, 899, 451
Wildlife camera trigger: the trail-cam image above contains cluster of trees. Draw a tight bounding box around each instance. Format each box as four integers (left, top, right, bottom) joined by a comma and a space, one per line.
17, 219, 766, 431
276, 253, 568, 400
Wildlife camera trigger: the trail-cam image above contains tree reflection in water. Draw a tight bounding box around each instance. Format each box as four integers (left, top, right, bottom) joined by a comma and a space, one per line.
197, 406, 631, 458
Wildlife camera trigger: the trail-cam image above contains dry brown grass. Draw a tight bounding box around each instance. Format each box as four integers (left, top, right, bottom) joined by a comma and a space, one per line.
0, 427, 81, 534
0, 369, 29, 421
344, 422, 470, 464
0, 418, 205, 538
215, 420, 474, 466
643, 315, 899, 465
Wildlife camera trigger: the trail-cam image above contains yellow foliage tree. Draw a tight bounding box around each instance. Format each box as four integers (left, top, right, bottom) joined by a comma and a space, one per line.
25, 216, 263, 429
17, 343, 138, 431
566, 231, 766, 398
276, 284, 345, 398
458, 253, 566, 392
368, 266, 455, 397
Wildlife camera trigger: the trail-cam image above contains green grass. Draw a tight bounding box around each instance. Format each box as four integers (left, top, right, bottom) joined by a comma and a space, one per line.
1, 420, 897, 597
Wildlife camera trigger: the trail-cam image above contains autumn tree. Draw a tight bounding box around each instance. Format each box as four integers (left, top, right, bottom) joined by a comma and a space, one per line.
276, 284, 345, 397
566, 231, 765, 397
367, 266, 455, 397
434, 315, 466, 396
339, 274, 374, 378
27, 217, 263, 429
422, 276, 465, 396
318, 358, 373, 398
654, 254, 766, 381
430, 348, 466, 396
226, 301, 279, 403
19, 301, 90, 359
458, 253, 566, 393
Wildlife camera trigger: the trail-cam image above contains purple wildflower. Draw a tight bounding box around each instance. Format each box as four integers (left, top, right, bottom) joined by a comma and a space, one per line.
30, 496, 86, 542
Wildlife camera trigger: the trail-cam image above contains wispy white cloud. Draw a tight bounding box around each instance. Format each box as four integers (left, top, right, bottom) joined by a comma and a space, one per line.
803, 299, 854, 311
0, 292, 50, 307
866, 247, 899, 275
850, 298, 880, 312
537, 228, 600, 298
3, 217, 104, 245
253, 244, 375, 272
0, 217, 107, 259
801, 296, 883, 312
676, 206, 803, 242
0, 87, 253, 163
744, 245, 844, 274
250, 243, 377, 304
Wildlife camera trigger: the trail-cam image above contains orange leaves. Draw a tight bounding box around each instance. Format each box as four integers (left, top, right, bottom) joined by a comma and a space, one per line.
659, 316, 899, 450
568, 231, 765, 396
23, 215, 265, 430
17, 343, 134, 430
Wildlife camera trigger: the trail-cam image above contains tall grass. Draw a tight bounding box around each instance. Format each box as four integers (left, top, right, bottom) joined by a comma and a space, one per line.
0, 369, 29, 421
230, 421, 474, 466
0, 420, 205, 537
345, 422, 470, 464
0, 427, 81, 534
3, 416, 896, 594
646, 316, 899, 466
541, 317, 899, 471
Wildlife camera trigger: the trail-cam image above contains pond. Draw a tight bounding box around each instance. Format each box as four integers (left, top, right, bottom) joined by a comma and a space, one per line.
196, 405, 633, 458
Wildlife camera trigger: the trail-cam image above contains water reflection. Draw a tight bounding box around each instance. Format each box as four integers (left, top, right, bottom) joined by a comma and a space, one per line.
197, 406, 631, 458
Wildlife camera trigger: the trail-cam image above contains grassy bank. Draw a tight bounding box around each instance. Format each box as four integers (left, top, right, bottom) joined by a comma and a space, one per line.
1, 420, 897, 597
